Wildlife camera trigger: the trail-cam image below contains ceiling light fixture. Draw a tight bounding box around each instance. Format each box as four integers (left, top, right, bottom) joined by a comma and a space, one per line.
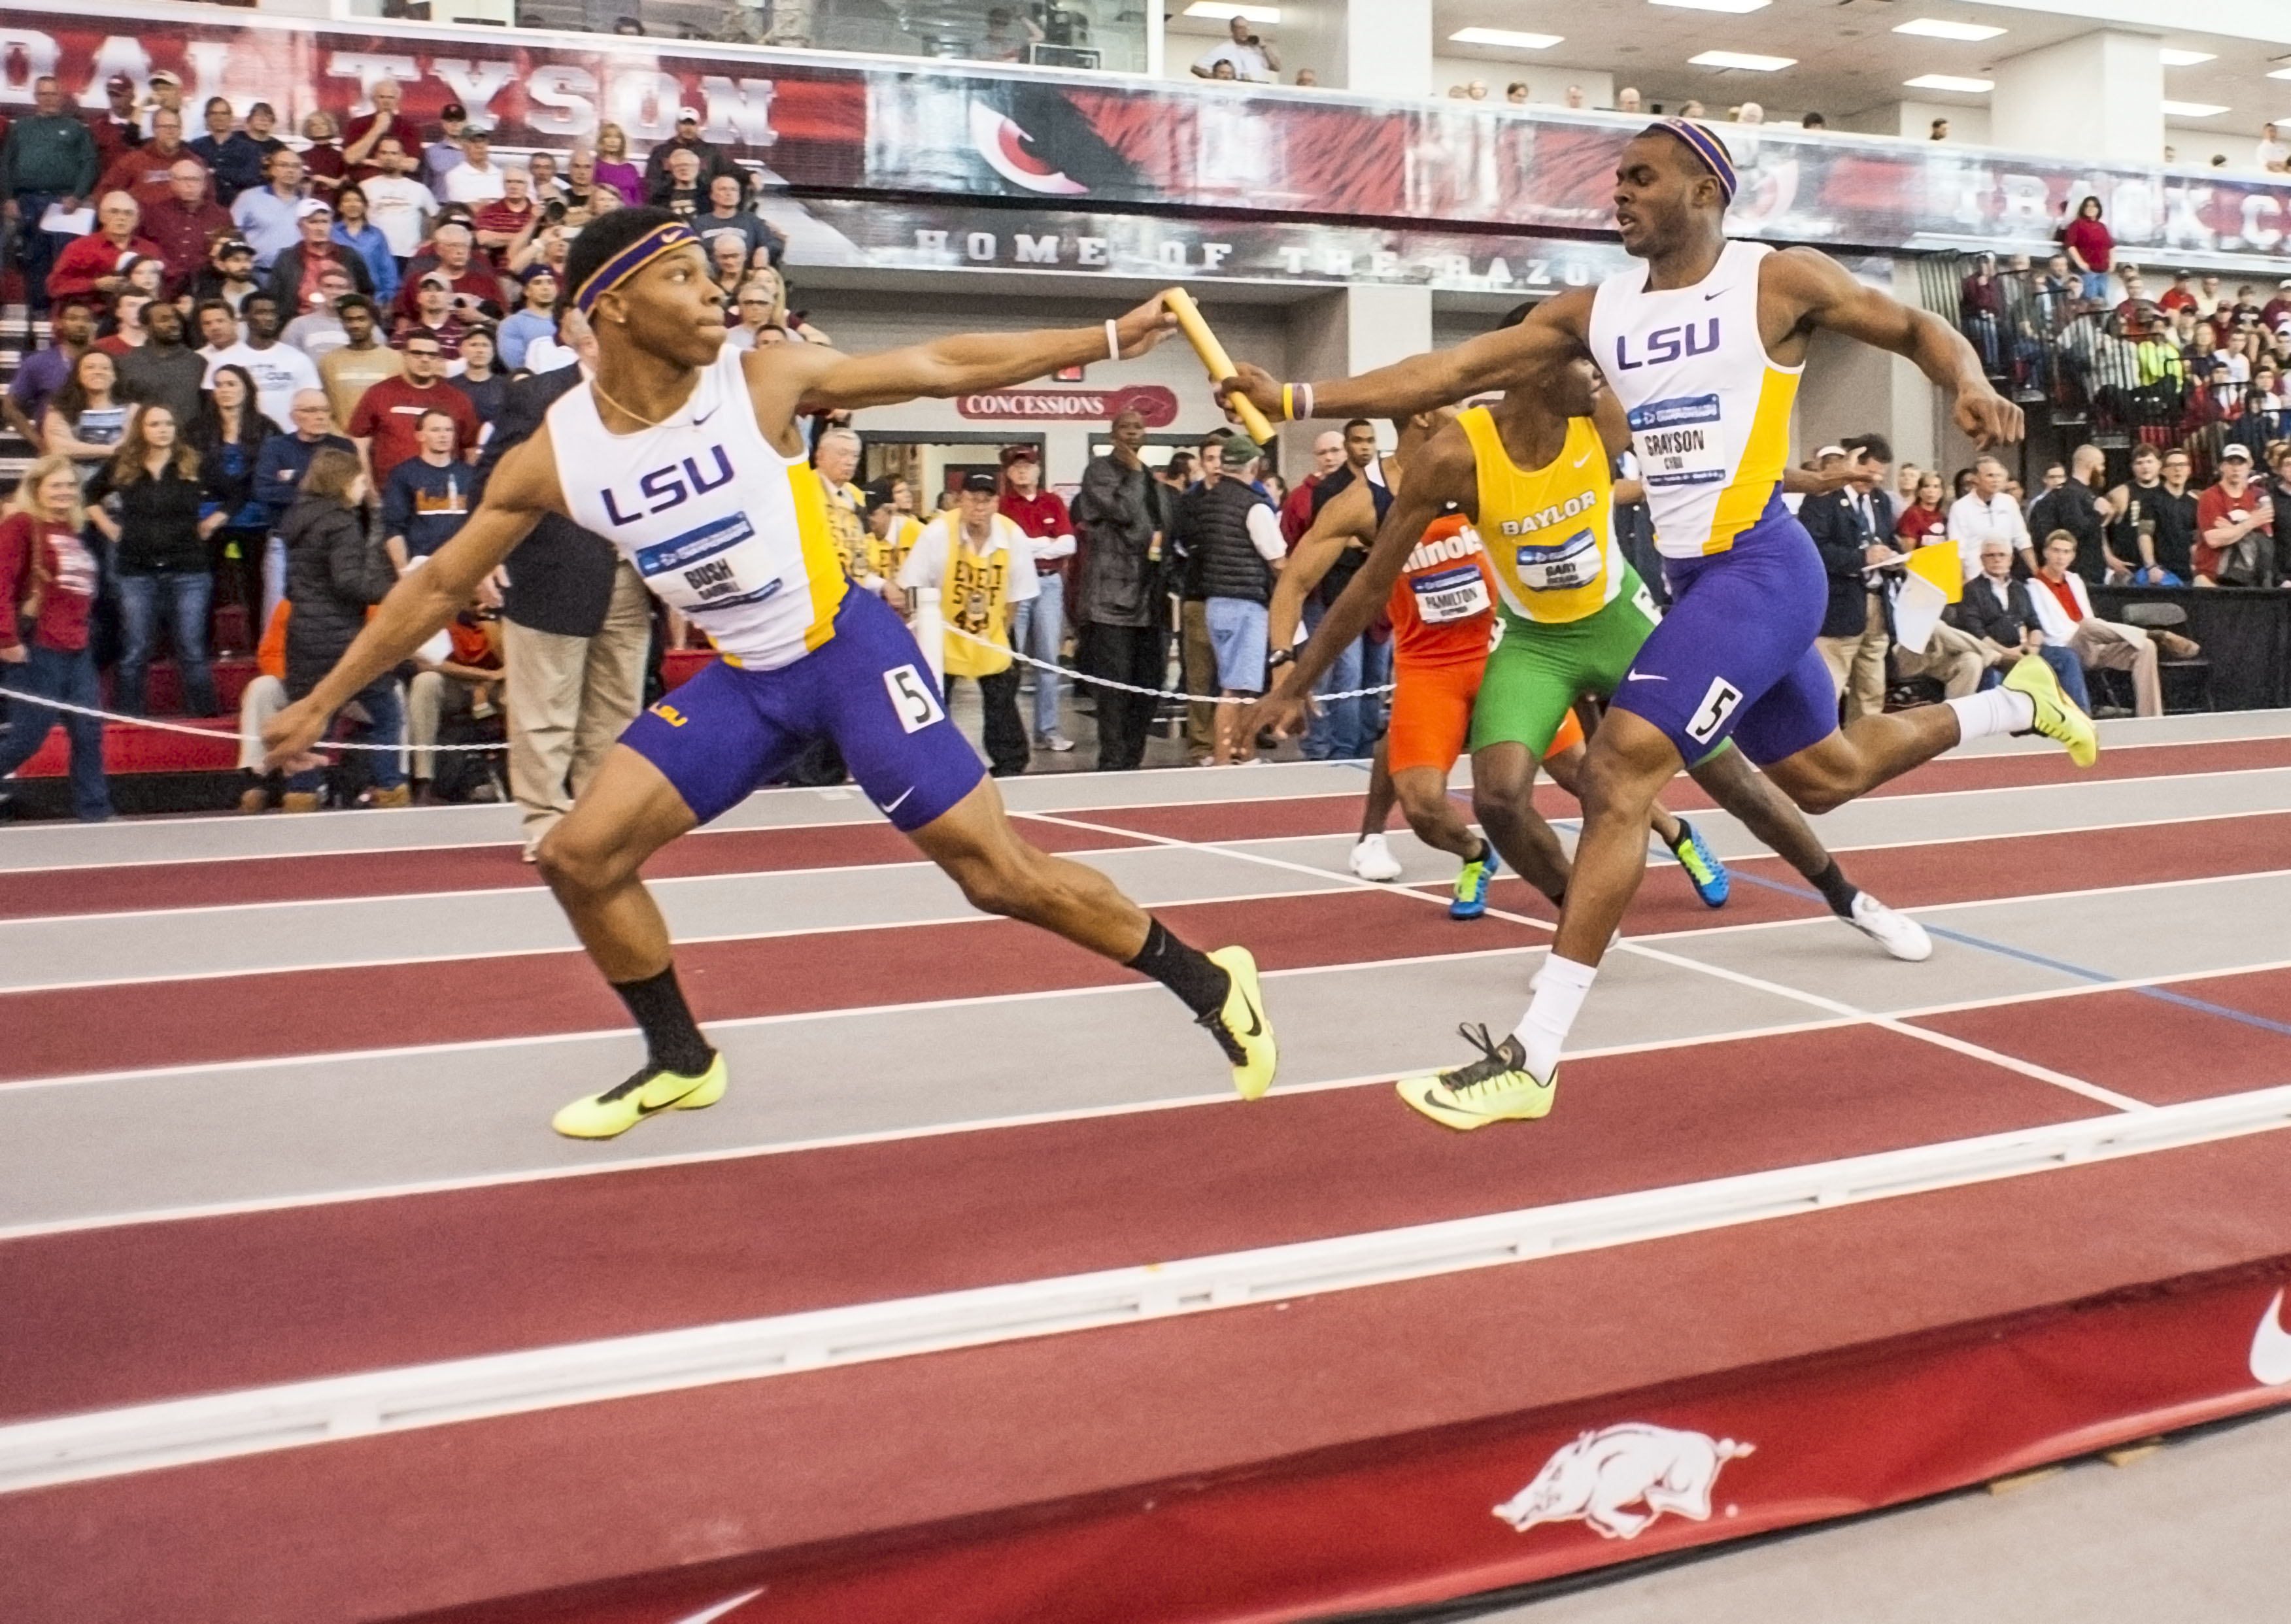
1904, 73, 1994, 93
1651, 0, 1772, 14
1448, 27, 1564, 50
2159, 48, 2216, 67
1689, 49, 1796, 71
1181, 1, 1278, 20
2161, 100, 2229, 118
1893, 18, 2005, 41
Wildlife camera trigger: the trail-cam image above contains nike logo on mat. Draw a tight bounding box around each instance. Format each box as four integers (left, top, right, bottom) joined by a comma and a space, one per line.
2252, 1290, 2291, 1385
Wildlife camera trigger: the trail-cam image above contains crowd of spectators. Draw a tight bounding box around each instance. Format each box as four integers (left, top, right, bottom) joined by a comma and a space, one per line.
0, 72, 802, 823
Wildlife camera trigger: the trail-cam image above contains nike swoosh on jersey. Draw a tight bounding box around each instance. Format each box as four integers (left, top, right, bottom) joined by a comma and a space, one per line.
1573, 452, 1593, 467
693, 405, 719, 425
2252, 1289, 2291, 1385
1704, 289, 1729, 301
1625, 671, 1667, 682
884, 786, 915, 813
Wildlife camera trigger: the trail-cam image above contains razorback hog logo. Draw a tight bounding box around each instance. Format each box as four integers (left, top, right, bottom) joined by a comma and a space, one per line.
1493, 1423, 1754, 1540
970, 102, 1089, 195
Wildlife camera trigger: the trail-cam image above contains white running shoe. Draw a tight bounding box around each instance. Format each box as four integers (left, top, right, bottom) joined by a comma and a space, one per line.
1038, 732, 1076, 753
1350, 834, 1404, 882
1844, 891, 1932, 962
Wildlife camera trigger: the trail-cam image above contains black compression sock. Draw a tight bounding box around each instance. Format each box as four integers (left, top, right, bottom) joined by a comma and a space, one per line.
611, 964, 717, 1075
1127, 918, 1230, 1021
1809, 859, 1861, 919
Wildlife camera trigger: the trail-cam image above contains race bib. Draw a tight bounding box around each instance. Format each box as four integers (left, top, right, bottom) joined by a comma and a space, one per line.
1410, 562, 1492, 623
1629, 394, 1729, 490
632, 511, 785, 614
1513, 529, 1602, 594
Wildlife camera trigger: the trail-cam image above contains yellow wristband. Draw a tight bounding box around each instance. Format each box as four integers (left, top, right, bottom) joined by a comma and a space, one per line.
1281, 383, 1296, 422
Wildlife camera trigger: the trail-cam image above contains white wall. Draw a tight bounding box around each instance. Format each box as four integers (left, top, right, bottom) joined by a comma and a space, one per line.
1990, 29, 2162, 163
1833, 101, 1992, 144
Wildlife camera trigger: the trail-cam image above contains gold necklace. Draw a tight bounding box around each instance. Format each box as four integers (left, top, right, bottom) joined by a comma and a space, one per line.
590, 372, 696, 431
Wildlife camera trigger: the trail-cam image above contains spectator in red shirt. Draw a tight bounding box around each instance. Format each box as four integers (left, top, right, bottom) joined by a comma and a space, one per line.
141, 156, 231, 297
390, 220, 500, 326
998, 444, 1078, 750
1280, 429, 1344, 543
2193, 442, 2278, 587
0, 455, 111, 821
2156, 271, 2198, 316
90, 73, 141, 169
98, 107, 201, 211
472, 168, 536, 268
44, 190, 162, 309
392, 269, 468, 358
300, 110, 347, 203
347, 328, 477, 484
2063, 195, 2113, 304
341, 76, 415, 184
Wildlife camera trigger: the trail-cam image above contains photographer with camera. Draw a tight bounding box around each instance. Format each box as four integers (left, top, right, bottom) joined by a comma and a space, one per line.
1192, 14, 1278, 82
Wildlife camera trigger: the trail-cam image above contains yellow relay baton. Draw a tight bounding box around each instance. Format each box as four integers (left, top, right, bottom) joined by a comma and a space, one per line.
1163, 287, 1275, 445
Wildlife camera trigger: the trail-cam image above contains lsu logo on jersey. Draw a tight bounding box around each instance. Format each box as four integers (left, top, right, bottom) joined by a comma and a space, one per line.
601, 445, 736, 526
1612, 319, 1720, 372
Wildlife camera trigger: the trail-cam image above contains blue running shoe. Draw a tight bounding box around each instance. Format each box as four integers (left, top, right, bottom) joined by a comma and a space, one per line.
1451, 842, 1501, 919
1667, 818, 1729, 907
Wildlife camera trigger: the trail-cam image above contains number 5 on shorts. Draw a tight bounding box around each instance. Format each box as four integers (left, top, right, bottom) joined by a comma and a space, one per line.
1684, 675, 1743, 745
885, 664, 947, 733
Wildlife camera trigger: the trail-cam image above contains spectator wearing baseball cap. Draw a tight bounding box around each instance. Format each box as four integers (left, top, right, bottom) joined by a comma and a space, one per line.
92, 73, 143, 167
442, 129, 506, 206
1175, 433, 1285, 764
998, 445, 1078, 751
269, 196, 374, 316
643, 104, 739, 203
424, 102, 470, 194
898, 470, 1042, 777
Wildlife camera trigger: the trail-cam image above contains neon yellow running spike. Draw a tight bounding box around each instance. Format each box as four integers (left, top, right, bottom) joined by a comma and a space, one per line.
1396, 1024, 1556, 1130
2003, 656, 2098, 769
552, 1054, 728, 1140
1202, 945, 1278, 1100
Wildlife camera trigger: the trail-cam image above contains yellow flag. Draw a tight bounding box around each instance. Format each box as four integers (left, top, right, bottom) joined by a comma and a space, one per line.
1907, 539, 1962, 603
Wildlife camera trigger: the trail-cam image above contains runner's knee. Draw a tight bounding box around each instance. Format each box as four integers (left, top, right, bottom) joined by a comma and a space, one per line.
535, 823, 638, 897
945, 841, 1051, 919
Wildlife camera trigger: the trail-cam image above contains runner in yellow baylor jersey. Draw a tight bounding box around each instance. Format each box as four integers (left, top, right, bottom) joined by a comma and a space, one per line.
267, 210, 1277, 1138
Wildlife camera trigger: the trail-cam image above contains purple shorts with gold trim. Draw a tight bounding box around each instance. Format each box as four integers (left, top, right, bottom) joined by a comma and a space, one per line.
621, 588, 984, 831
1608, 493, 1837, 768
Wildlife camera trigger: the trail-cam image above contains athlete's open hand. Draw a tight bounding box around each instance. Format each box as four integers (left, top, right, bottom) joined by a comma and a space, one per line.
1214, 361, 1285, 426
1112, 296, 1180, 358
1239, 677, 1315, 743
1954, 382, 2024, 449
262, 696, 333, 774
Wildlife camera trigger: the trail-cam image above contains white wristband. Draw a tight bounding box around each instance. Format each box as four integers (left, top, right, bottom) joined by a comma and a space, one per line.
1105, 318, 1121, 362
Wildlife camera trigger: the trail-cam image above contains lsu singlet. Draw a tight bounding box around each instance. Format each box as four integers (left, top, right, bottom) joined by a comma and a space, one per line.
1587, 238, 1800, 559
548, 343, 847, 669
1389, 512, 1497, 666
1459, 407, 1625, 625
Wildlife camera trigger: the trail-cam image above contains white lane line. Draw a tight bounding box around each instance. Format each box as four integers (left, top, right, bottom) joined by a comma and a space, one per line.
15, 950, 2291, 1240
1028, 809, 2149, 1112
8, 1081, 2289, 1497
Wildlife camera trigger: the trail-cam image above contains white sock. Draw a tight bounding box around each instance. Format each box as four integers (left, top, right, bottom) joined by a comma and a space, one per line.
1944, 686, 2032, 743
1514, 953, 1597, 1082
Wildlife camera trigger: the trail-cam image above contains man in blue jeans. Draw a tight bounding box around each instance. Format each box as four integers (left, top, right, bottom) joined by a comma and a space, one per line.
1296, 418, 1381, 759
1180, 435, 1285, 764
999, 445, 1077, 752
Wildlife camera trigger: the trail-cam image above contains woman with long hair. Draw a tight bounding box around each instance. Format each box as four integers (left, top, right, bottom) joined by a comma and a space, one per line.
280, 447, 407, 809
0, 456, 111, 820
191, 364, 274, 651
42, 350, 134, 469
86, 405, 224, 716
331, 184, 399, 306
2064, 195, 2114, 305
1895, 468, 1949, 549
592, 122, 643, 211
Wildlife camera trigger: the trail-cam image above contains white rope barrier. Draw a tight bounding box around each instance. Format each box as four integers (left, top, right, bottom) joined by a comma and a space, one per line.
940, 624, 1395, 705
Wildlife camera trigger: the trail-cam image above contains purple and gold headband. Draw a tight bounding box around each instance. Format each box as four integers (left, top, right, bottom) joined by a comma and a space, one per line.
1649, 118, 1738, 207
573, 222, 702, 315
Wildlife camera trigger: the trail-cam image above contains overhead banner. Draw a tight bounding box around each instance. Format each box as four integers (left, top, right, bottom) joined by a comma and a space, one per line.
12, 1, 2291, 263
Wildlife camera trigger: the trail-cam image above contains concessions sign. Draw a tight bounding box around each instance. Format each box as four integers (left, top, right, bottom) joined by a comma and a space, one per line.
955, 384, 1177, 424
14, 1, 2291, 264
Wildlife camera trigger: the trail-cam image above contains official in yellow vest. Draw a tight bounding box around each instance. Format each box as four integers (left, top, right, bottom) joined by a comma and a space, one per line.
864, 482, 925, 598
896, 471, 1040, 777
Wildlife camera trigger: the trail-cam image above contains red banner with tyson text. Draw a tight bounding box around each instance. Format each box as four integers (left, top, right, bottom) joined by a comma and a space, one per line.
14, 0, 2291, 267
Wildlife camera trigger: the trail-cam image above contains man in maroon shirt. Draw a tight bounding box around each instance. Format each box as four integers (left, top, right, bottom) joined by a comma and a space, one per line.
140, 158, 231, 298
90, 73, 142, 169
1279, 428, 1344, 543
44, 191, 161, 309
390, 220, 500, 326
346, 329, 477, 485
342, 76, 416, 185
98, 107, 203, 211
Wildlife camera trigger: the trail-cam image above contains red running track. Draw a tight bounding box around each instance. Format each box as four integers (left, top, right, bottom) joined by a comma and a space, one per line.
5, 1124, 2288, 1624
8, 734, 2285, 921
0, 1019, 2117, 1423
8, 814, 2287, 1083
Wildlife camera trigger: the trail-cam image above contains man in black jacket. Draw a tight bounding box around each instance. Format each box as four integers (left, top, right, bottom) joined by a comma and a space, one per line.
472, 343, 650, 859
2026, 445, 2116, 583
1071, 405, 1171, 771
1804, 435, 1896, 724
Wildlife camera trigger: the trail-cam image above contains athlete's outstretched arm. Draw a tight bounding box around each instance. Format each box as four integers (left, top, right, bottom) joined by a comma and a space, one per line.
795, 294, 1178, 413
1218, 290, 1594, 427
262, 441, 549, 769
1771, 248, 2022, 448
1266, 479, 1377, 652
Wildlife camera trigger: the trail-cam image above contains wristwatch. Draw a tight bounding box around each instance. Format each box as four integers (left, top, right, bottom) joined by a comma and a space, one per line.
1267, 647, 1296, 671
